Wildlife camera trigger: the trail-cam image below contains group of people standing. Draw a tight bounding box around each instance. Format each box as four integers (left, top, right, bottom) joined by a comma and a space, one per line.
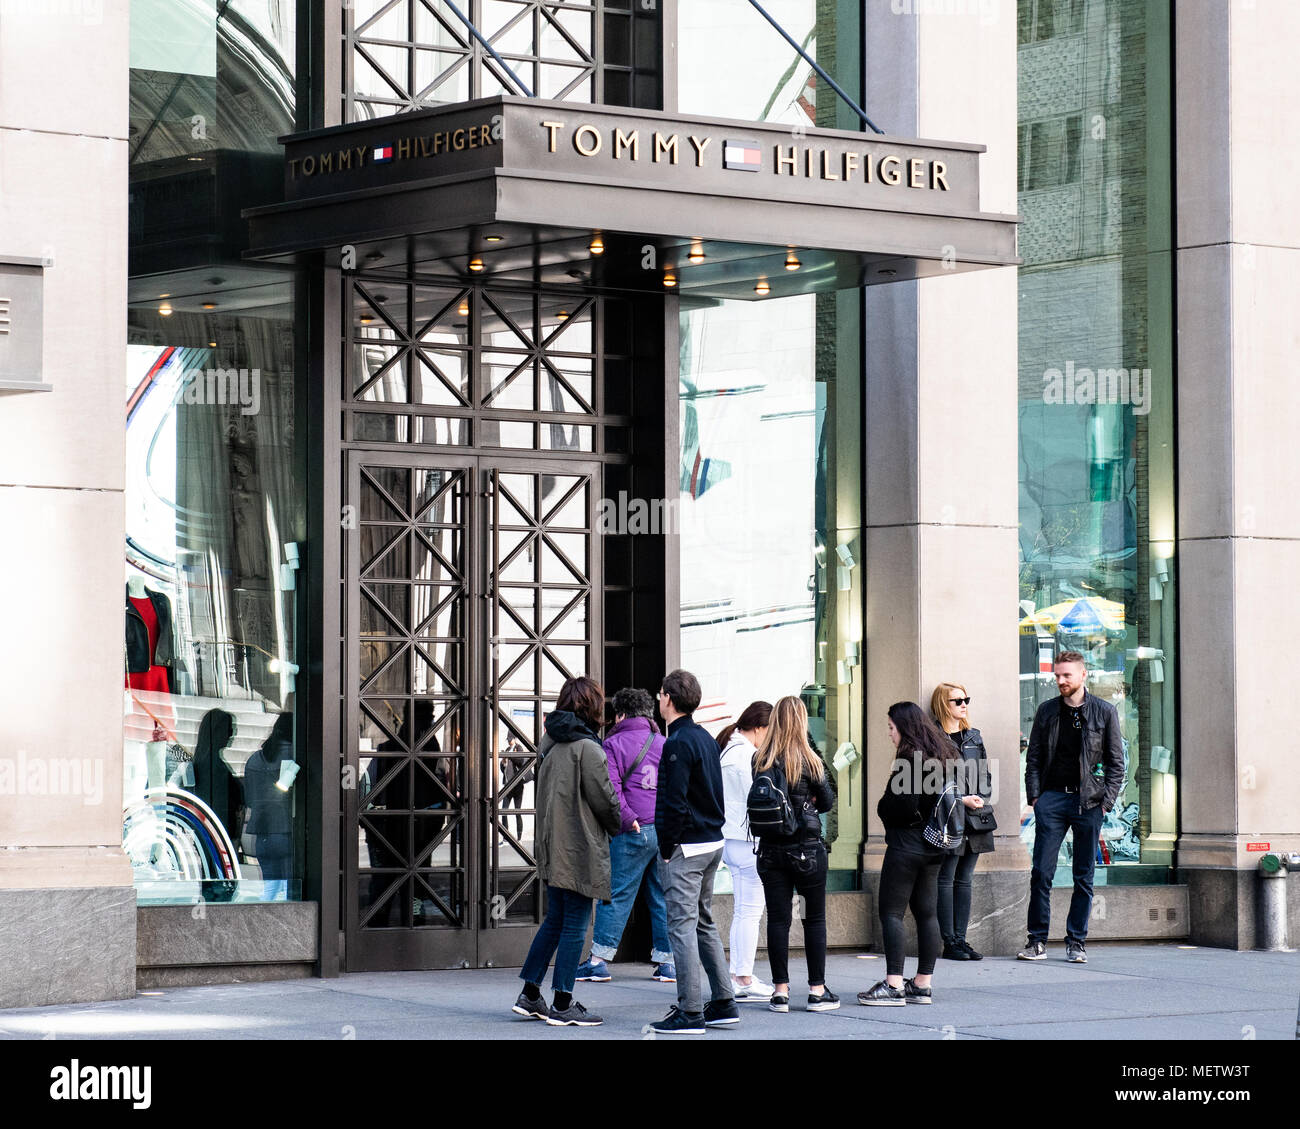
512, 650, 1124, 1028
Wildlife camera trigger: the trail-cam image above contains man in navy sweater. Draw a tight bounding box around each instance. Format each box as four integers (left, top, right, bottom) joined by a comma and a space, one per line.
649, 669, 738, 1034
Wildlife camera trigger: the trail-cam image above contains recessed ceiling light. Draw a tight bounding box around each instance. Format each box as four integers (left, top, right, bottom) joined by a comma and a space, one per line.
202, 302, 217, 310
754, 277, 770, 296
158, 302, 173, 316
457, 299, 469, 316
365, 251, 384, 261
688, 241, 705, 264
589, 235, 605, 256
663, 272, 677, 289
359, 314, 374, 325
468, 257, 485, 272
208, 341, 217, 347
784, 250, 801, 272
485, 234, 503, 243
556, 310, 569, 321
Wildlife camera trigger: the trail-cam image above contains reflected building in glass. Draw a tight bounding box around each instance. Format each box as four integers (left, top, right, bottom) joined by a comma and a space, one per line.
3, 0, 1298, 1006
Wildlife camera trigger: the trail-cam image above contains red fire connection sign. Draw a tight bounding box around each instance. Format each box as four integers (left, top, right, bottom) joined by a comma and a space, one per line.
1246, 842, 1270, 851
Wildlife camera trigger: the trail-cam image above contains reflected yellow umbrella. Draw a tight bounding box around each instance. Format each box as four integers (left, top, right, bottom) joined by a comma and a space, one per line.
1019, 597, 1126, 635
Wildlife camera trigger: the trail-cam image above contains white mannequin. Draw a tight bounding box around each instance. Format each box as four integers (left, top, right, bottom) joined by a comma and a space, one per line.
127, 574, 149, 599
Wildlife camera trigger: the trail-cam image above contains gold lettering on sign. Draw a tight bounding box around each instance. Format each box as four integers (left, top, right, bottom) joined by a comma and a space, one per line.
574, 125, 602, 156
821, 150, 839, 181
338, 149, 352, 170
355, 146, 365, 167
843, 152, 859, 181
654, 132, 679, 164
909, 158, 925, 188
0, 297, 10, 335
480, 125, 492, 146
614, 128, 640, 160
542, 120, 565, 153
880, 155, 902, 185
452, 129, 465, 151
467, 129, 478, 149
302, 155, 316, 176
397, 138, 412, 159
688, 135, 711, 166
805, 149, 814, 178
320, 152, 333, 173
288, 157, 300, 177
418, 137, 432, 157
932, 161, 949, 190
775, 146, 797, 175
864, 153, 872, 183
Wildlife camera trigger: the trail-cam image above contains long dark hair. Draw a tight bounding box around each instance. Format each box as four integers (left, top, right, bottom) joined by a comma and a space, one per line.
716, 700, 773, 752
888, 701, 957, 764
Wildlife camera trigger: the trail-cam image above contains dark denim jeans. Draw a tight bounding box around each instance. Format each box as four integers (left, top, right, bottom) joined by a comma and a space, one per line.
937, 847, 979, 944
590, 824, 673, 964
1028, 789, 1106, 944
519, 886, 593, 995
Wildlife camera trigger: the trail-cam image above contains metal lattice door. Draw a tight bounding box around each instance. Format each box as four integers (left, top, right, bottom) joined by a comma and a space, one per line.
344, 451, 599, 971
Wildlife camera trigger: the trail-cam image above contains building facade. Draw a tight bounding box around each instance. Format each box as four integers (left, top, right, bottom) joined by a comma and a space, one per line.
1, 0, 1297, 1006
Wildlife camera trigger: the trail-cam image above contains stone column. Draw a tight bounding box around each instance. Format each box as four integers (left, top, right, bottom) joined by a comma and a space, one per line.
0, 2, 136, 1005
1174, 0, 1300, 948
860, 0, 1026, 956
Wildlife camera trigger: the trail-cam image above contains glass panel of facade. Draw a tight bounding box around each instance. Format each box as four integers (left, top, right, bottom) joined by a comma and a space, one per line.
1017, 0, 1176, 881
125, 1, 305, 904
678, 5, 863, 887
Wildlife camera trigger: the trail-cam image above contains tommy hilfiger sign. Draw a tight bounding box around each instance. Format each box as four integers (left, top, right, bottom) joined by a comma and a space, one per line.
288, 120, 498, 179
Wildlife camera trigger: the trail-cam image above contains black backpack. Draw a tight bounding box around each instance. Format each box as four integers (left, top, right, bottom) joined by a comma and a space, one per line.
746, 759, 800, 839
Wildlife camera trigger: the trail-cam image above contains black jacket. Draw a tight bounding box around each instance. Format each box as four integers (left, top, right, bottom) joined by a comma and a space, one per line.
1024, 691, 1124, 811
125, 585, 175, 673
756, 759, 835, 848
877, 749, 964, 853
949, 727, 995, 855
655, 715, 725, 860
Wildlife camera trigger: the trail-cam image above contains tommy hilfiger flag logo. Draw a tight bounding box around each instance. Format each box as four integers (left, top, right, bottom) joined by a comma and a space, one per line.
723, 139, 762, 172
372, 145, 394, 163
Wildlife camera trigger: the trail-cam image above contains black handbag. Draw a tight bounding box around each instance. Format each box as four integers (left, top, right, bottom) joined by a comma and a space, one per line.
965, 804, 998, 834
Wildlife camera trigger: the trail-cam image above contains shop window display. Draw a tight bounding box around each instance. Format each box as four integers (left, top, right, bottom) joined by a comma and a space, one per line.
1016, 0, 1176, 883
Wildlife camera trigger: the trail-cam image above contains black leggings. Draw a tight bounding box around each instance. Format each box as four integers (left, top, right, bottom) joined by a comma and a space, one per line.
937, 847, 980, 943
878, 847, 942, 978
757, 841, 828, 987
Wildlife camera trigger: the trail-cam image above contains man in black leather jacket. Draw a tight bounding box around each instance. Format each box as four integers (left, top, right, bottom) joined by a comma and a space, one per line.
1018, 651, 1124, 964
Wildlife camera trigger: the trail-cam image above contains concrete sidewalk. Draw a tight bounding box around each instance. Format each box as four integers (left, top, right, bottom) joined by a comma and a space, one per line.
2, 943, 1297, 1040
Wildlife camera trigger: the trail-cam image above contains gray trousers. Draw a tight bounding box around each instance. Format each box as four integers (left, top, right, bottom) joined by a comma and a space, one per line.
659, 846, 732, 1014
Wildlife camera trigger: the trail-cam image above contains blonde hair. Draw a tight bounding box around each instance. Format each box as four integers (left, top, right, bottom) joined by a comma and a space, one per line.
754, 696, 825, 783
930, 683, 970, 732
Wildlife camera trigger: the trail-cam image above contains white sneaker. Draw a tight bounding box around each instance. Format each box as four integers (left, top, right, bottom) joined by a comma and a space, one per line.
731, 975, 774, 1001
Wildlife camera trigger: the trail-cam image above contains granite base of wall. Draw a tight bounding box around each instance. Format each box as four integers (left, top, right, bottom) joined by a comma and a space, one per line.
0, 886, 136, 1008
1185, 869, 1300, 951
137, 902, 319, 986
137, 962, 315, 989
709, 891, 871, 955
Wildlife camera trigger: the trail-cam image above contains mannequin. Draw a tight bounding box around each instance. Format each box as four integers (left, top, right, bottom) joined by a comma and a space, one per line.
125, 577, 175, 693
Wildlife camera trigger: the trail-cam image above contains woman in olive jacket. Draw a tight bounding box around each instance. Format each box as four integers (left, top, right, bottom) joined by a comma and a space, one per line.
931, 682, 994, 961
513, 675, 621, 1027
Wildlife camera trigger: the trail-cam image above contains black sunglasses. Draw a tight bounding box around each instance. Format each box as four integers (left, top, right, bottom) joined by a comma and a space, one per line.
1070, 709, 1082, 730
949, 697, 971, 707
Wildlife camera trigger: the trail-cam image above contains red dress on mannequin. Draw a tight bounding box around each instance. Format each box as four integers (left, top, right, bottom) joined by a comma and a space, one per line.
127, 596, 171, 693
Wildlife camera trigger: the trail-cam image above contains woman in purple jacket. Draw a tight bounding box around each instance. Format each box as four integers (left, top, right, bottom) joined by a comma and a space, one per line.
574, 687, 676, 983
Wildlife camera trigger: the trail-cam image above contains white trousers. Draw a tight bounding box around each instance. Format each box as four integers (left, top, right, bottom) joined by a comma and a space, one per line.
724, 838, 765, 978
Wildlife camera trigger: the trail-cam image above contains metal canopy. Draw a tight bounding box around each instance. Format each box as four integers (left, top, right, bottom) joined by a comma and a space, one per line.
245, 96, 1018, 299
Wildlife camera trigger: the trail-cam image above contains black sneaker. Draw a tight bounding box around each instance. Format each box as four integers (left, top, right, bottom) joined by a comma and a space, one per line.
958, 940, 984, 961
1065, 941, 1087, 963
768, 993, 790, 1013
545, 1000, 603, 1026
511, 991, 548, 1020
806, 988, 841, 1012
1016, 939, 1047, 961
903, 978, 932, 1005
941, 942, 970, 961
650, 1005, 706, 1034
857, 980, 906, 1007
703, 998, 740, 1027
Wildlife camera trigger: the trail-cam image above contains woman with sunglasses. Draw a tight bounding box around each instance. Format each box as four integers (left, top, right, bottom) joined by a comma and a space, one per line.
930, 683, 994, 961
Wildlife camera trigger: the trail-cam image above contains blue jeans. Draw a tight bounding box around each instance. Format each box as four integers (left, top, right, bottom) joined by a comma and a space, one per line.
519, 886, 592, 995
1028, 790, 1106, 944
590, 825, 673, 964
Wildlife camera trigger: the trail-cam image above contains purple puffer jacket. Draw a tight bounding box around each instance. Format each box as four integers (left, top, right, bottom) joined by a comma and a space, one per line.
602, 716, 665, 833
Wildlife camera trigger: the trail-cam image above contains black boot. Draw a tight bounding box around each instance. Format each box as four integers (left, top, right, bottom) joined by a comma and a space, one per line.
941, 936, 970, 961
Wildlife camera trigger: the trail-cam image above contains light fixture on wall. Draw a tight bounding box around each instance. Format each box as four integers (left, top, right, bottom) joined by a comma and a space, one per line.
836, 541, 856, 591
844, 641, 860, 667
1126, 646, 1166, 683
784, 249, 801, 271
